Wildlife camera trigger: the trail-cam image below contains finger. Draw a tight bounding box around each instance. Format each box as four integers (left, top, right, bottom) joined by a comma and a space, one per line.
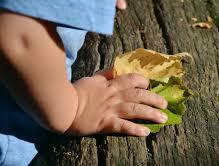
109, 73, 150, 91
109, 118, 150, 136
95, 69, 114, 80
116, 0, 127, 10
120, 89, 168, 109
116, 103, 168, 123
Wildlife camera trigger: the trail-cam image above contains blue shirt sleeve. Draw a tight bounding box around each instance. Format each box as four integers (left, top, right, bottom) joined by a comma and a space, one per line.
56, 27, 87, 80
0, 0, 116, 35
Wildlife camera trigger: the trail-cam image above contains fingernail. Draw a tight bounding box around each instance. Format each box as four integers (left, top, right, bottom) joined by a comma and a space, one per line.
162, 100, 168, 109
138, 128, 150, 137
160, 113, 168, 123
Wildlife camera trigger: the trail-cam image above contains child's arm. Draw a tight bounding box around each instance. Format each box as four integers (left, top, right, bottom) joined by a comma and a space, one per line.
0, 11, 168, 137
0, 11, 78, 133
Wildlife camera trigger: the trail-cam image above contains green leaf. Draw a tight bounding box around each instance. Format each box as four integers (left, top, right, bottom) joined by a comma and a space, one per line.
141, 77, 193, 133
144, 109, 182, 133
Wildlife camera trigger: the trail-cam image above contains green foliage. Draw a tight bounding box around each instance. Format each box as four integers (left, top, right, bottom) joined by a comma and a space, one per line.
143, 77, 193, 133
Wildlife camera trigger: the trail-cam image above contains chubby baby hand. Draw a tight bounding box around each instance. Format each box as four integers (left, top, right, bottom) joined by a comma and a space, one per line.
68, 70, 168, 137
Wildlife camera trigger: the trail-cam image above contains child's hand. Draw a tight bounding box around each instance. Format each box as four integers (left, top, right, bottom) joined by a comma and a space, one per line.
116, 0, 127, 10
67, 70, 168, 137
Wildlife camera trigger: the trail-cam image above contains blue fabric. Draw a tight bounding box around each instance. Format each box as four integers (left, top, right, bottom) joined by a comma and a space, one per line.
0, 135, 37, 166
0, 0, 116, 35
0, 0, 116, 165
0, 82, 47, 166
57, 27, 87, 80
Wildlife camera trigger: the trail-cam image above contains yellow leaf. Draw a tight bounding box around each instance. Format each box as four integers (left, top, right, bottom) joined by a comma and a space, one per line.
114, 48, 191, 82
192, 16, 214, 29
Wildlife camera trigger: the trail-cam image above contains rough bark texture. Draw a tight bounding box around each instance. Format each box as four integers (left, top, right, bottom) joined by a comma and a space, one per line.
31, 0, 219, 165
